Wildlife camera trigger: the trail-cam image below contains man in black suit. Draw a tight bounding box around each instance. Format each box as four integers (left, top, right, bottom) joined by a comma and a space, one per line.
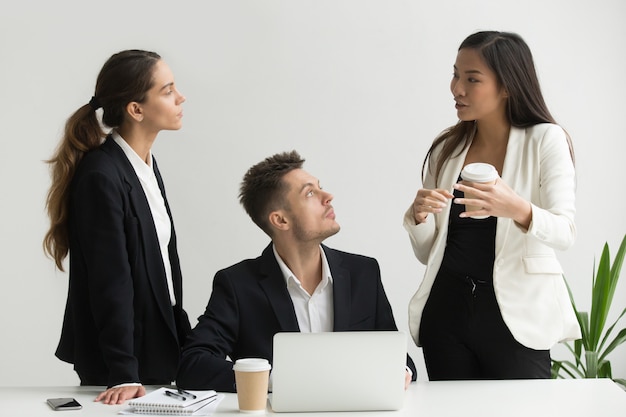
176, 151, 415, 392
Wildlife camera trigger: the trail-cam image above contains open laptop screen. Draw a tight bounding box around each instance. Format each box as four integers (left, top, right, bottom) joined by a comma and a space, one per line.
270, 331, 407, 412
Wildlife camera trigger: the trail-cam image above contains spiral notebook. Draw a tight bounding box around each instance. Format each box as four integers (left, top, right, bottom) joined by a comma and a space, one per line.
122, 387, 219, 415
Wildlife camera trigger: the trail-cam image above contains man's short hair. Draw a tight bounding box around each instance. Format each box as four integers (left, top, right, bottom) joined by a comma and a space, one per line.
239, 150, 305, 236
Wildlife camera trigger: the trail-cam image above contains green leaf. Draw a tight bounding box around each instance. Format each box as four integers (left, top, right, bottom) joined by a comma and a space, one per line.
613, 379, 626, 390
576, 311, 590, 352
585, 351, 599, 377
551, 359, 585, 379
599, 327, 626, 363
570, 340, 583, 366
591, 235, 626, 349
599, 236, 626, 343
598, 306, 626, 353
610, 235, 626, 289
589, 243, 612, 350
597, 359, 612, 379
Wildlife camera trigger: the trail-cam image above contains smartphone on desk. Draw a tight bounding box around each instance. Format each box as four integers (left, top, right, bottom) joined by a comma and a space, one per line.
47, 398, 82, 411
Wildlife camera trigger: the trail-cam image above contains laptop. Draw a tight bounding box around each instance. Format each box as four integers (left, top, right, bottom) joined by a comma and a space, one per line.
269, 331, 408, 412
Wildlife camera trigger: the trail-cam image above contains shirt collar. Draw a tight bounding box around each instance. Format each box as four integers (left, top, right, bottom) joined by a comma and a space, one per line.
272, 244, 333, 289
111, 131, 154, 181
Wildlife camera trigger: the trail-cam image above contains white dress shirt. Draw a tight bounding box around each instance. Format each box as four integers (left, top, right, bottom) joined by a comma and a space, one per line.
112, 132, 176, 306
270, 245, 411, 383
273, 244, 334, 333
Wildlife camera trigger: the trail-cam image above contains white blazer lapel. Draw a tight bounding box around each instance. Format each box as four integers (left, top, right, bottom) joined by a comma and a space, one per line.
495, 126, 526, 257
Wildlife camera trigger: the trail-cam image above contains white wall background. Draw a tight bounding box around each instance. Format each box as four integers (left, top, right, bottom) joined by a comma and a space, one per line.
1, 0, 624, 386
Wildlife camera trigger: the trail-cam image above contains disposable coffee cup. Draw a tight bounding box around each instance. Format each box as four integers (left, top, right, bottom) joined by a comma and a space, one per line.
460, 163, 498, 219
233, 358, 271, 413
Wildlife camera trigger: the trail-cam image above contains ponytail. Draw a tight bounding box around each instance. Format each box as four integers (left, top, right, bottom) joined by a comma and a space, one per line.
43, 103, 104, 270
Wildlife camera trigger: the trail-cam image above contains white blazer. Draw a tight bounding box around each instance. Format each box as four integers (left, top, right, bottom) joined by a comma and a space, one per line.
403, 123, 581, 350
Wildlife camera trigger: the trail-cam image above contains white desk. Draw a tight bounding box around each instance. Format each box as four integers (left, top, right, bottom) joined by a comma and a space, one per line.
1, 379, 624, 416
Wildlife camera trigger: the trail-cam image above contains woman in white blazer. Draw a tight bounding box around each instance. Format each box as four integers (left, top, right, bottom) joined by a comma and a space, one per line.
404, 31, 581, 380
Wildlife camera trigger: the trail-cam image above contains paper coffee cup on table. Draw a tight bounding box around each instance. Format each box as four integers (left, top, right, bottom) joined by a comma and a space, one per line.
233, 358, 271, 413
460, 163, 498, 219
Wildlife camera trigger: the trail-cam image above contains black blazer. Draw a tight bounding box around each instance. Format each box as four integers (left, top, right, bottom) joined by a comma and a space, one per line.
177, 243, 416, 392
55, 137, 191, 387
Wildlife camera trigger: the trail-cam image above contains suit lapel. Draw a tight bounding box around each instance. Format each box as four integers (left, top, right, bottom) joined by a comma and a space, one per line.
500, 126, 524, 195
258, 244, 300, 332
153, 157, 183, 304
323, 245, 352, 331
494, 126, 525, 256
257, 244, 354, 332
101, 138, 177, 336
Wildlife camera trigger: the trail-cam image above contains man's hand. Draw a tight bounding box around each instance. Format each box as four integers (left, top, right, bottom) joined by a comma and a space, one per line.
95, 385, 146, 405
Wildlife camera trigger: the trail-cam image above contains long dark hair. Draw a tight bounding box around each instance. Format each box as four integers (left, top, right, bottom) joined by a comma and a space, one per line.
43, 49, 161, 270
423, 31, 574, 183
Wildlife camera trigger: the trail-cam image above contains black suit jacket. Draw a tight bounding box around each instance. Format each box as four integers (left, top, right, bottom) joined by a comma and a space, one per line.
55, 137, 191, 387
177, 243, 416, 392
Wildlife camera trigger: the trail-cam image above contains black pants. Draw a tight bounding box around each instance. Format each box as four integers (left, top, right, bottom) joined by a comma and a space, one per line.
419, 266, 550, 380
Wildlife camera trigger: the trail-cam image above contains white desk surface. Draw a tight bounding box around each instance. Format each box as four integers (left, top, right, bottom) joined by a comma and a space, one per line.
0, 379, 624, 416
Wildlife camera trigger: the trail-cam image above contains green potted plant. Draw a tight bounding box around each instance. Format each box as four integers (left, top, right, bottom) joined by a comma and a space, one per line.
552, 234, 626, 388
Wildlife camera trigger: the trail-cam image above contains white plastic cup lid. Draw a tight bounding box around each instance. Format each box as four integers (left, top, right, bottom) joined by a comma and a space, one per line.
233, 358, 272, 372
461, 163, 498, 182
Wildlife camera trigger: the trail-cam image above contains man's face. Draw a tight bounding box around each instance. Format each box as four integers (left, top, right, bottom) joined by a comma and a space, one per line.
280, 168, 340, 243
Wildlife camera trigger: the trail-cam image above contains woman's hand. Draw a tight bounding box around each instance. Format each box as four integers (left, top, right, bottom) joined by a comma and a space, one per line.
404, 370, 412, 390
411, 188, 454, 224
453, 178, 532, 229
95, 385, 146, 405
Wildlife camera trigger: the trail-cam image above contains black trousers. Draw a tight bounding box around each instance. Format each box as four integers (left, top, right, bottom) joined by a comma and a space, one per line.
419, 266, 551, 380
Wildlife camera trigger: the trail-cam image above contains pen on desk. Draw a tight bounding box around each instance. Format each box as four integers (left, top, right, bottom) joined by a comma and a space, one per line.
177, 389, 197, 399
164, 390, 186, 401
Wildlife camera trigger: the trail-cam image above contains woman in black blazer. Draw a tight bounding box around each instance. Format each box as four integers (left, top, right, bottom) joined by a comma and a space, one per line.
44, 50, 191, 404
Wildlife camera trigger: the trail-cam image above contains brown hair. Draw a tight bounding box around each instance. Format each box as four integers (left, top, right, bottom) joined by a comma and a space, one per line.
43, 50, 161, 270
423, 31, 574, 183
239, 150, 305, 236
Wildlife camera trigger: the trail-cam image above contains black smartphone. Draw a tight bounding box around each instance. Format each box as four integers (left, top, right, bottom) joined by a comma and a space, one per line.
46, 398, 82, 411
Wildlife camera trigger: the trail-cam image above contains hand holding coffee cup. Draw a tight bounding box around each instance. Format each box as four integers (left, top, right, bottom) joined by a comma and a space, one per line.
460, 163, 499, 219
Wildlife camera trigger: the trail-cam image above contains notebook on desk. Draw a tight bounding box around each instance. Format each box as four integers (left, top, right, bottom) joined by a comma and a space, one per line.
269, 331, 408, 412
